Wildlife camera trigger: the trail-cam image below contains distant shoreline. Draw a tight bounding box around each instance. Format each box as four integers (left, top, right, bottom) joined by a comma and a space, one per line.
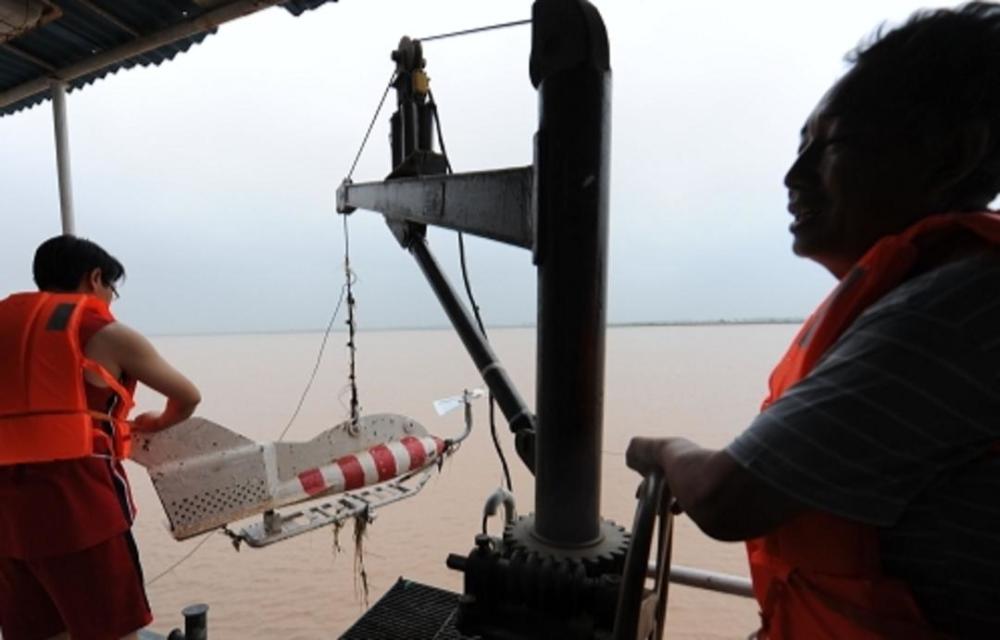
148, 318, 803, 339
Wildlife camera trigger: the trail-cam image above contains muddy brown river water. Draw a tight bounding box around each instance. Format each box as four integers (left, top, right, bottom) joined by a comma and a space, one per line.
132, 324, 796, 638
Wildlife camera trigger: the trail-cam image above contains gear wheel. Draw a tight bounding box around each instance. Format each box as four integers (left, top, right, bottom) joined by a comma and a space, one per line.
503, 515, 630, 577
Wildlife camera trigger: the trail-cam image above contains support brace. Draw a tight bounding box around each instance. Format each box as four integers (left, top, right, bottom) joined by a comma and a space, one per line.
406, 235, 536, 470
337, 166, 534, 250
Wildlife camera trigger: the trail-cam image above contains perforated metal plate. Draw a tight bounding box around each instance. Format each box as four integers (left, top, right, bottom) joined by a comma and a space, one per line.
131, 414, 432, 540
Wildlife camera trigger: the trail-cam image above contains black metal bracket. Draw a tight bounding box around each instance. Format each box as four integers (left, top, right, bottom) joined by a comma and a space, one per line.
408, 236, 537, 436
337, 166, 534, 250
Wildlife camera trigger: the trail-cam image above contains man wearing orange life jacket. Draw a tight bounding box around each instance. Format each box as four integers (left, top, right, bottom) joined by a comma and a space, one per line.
0, 236, 201, 640
627, 4, 1000, 638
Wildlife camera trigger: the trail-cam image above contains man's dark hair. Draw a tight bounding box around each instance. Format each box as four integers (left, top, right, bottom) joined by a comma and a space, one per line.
33, 235, 126, 292
841, 2, 1000, 205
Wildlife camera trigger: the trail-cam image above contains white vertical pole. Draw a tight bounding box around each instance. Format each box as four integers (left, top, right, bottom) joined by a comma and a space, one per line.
51, 81, 76, 236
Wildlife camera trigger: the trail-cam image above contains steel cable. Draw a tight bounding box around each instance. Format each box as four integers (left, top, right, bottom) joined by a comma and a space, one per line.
418, 19, 531, 43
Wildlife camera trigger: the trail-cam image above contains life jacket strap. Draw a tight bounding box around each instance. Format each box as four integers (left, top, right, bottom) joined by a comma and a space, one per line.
80, 358, 135, 460
80, 358, 135, 413
87, 410, 133, 459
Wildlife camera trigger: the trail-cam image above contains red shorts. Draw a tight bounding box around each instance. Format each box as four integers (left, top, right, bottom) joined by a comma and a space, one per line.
0, 531, 152, 640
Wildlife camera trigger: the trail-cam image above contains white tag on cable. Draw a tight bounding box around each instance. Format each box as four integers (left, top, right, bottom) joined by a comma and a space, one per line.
433, 387, 486, 416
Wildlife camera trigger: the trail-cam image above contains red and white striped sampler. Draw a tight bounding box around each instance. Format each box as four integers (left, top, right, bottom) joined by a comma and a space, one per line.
296, 435, 445, 497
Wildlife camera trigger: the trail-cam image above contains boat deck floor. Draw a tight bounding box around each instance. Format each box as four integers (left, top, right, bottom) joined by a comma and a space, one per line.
135, 577, 465, 639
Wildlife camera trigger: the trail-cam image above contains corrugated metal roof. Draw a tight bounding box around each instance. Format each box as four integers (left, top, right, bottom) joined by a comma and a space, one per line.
283, 0, 333, 17
0, 0, 337, 118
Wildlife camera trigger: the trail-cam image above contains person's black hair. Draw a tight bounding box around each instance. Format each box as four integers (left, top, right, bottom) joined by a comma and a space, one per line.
840, 2, 1000, 205
32, 235, 126, 292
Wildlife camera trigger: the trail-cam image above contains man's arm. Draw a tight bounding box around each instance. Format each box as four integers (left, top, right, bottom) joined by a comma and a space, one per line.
626, 436, 804, 541
626, 263, 1000, 542
90, 322, 201, 432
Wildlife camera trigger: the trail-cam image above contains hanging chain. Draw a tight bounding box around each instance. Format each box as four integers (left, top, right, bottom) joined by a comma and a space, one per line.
343, 214, 361, 431
339, 69, 403, 432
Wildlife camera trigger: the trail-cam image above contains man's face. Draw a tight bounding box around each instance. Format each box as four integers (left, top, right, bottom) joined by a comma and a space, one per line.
784, 72, 936, 278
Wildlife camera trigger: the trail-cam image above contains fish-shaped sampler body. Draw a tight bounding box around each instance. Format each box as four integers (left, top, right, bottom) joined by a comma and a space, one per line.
131, 414, 445, 540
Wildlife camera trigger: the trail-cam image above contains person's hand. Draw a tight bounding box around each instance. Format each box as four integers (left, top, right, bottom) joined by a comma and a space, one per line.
131, 411, 167, 432
627, 437, 687, 514
626, 436, 667, 476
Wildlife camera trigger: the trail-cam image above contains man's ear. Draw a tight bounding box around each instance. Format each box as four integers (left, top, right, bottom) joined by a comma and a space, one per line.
926, 119, 992, 196
82, 268, 103, 292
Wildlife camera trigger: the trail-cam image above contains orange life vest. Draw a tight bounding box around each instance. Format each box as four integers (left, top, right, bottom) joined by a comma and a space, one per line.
749, 211, 1000, 639
0, 292, 135, 464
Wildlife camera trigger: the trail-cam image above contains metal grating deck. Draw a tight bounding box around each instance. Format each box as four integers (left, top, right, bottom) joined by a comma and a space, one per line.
340, 578, 471, 640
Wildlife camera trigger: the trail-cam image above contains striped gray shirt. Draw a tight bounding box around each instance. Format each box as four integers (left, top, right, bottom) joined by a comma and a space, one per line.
727, 252, 1000, 636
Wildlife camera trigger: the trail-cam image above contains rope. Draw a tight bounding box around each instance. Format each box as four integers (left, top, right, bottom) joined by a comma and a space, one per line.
429, 91, 513, 493
418, 19, 531, 43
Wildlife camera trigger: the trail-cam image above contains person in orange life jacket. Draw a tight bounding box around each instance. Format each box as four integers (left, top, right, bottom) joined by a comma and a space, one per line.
0, 236, 201, 640
627, 4, 1000, 639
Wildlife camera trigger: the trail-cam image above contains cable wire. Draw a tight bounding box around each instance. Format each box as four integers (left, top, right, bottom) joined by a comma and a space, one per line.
277, 280, 348, 442
145, 531, 215, 587
429, 91, 513, 493
346, 71, 397, 181
418, 19, 531, 42
144, 234, 350, 586
147, 232, 350, 583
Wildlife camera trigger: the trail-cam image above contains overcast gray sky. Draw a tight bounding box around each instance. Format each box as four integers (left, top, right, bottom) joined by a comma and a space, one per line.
0, 1, 961, 334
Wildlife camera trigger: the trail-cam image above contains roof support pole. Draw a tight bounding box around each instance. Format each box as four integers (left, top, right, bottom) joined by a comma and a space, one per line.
50, 81, 74, 235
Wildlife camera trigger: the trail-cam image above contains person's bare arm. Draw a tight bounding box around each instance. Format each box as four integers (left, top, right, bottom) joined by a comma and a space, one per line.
87, 323, 201, 432
626, 436, 804, 541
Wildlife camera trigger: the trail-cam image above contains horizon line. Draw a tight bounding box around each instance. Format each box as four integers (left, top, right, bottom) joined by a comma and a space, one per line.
147, 317, 804, 339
